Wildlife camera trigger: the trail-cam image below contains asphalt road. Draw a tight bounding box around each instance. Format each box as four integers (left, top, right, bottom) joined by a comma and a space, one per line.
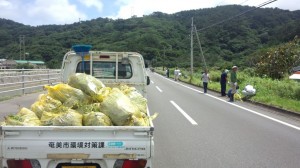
147, 71, 300, 168
0, 72, 300, 168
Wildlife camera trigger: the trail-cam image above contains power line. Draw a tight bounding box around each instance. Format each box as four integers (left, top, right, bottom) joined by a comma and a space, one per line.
216, 0, 227, 6
198, 0, 278, 31
217, 0, 251, 6
240, 0, 251, 5
190, 0, 277, 71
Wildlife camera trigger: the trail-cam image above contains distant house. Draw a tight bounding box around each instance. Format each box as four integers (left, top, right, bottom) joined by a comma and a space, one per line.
15, 60, 46, 69
289, 66, 300, 80
292, 66, 300, 72
0, 60, 46, 69
0, 59, 17, 69
289, 71, 300, 80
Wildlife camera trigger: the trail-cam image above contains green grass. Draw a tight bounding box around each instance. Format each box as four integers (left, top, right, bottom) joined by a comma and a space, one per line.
0, 96, 16, 102
0, 89, 45, 102
155, 67, 300, 113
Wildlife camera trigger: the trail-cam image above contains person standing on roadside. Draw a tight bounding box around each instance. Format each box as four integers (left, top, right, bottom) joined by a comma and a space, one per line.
229, 66, 238, 102
166, 68, 170, 78
174, 67, 179, 81
201, 69, 210, 93
220, 69, 229, 96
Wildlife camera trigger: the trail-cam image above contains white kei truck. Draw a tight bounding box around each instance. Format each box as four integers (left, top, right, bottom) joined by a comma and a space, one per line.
0, 45, 154, 168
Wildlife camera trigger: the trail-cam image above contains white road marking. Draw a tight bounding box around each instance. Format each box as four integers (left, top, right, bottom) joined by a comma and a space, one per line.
151, 80, 154, 84
170, 100, 198, 125
154, 72, 300, 131
156, 86, 162, 92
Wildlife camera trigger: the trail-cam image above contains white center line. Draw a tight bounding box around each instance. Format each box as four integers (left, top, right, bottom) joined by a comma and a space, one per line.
170, 100, 198, 125
156, 86, 162, 92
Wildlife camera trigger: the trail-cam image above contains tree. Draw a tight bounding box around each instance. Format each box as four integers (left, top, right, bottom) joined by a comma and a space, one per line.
255, 36, 300, 79
16, 63, 34, 69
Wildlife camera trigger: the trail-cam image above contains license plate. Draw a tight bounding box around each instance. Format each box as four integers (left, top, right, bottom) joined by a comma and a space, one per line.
62, 166, 96, 168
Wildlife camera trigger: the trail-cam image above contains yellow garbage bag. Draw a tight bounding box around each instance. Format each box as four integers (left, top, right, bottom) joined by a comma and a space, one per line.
101, 88, 138, 126
68, 73, 105, 102
52, 110, 83, 126
83, 112, 112, 126
44, 83, 92, 108
31, 94, 62, 118
130, 112, 158, 126
120, 84, 147, 114
40, 111, 61, 126
75, 103, 101, 114
41, 108, 82, 126
4, 107, 41, 126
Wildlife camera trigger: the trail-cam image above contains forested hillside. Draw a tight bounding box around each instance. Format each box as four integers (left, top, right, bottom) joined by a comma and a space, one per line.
0, 5, 299, 69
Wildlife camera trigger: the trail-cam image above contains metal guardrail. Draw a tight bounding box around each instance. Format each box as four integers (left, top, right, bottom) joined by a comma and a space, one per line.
0, 69, 61, 99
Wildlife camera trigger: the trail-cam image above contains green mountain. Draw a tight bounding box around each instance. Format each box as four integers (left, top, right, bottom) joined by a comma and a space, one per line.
0, 5, 299, 69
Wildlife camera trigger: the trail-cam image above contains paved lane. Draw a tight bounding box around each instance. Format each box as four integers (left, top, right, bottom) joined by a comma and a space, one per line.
147, 71, 300, 168
0, 71, 299, 168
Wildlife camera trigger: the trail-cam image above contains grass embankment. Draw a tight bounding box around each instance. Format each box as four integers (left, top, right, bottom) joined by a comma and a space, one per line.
156, 67, 300, 113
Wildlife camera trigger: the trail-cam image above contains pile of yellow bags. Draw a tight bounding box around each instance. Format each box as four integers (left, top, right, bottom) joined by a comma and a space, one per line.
2, 73, 157, 126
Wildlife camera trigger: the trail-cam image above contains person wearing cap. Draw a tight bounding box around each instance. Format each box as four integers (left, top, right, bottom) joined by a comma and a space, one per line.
220, 69, 229, 96
229, 66, 238, 102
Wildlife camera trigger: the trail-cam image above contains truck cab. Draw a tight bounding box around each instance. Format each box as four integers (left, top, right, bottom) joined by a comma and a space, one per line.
61, 50, 150, 97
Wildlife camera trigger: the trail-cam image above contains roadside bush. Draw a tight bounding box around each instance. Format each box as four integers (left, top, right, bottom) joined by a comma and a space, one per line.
276, 83, 294, 99
209, 70, 221, 82
293, 87, 300, 100
243, 67, 256, 77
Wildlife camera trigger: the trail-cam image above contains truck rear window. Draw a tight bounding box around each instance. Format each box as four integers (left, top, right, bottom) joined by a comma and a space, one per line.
76, 61, 132, 79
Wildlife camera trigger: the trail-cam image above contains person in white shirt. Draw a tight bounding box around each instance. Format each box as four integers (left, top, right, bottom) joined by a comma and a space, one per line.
174, 68, 180, 81
201, 69, 210, 93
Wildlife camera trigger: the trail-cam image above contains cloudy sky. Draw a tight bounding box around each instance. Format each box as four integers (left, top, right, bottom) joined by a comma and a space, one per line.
0, 0, 298, 26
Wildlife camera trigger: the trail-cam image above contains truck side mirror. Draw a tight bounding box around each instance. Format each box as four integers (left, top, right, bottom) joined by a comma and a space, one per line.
147, 76, 150, 85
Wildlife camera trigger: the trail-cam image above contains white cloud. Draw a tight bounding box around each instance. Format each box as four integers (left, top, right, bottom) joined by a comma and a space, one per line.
78, 0, 103, 12
114, 0, 214, 19
26, 0, 87, 25
0, 0, 298, 26
268, 0, 300, 11
114, 0, 299, 19
214, 0, 299, 10
0, 0, 86, 26
0, 0, 22, 21
0, 0, 11, 7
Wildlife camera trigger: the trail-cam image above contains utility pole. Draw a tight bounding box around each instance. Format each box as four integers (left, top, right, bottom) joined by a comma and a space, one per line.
191, 17, 194, 75
19, 35, 25, 60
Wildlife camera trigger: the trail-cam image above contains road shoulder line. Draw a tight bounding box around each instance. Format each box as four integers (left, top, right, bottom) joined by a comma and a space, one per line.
170, 100, 198, 125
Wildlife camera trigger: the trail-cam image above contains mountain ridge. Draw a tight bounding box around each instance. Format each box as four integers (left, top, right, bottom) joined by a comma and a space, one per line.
0, 5, 299, 68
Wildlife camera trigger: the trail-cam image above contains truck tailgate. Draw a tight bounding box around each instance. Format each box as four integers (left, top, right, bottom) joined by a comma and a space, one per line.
1, 126, 153, 160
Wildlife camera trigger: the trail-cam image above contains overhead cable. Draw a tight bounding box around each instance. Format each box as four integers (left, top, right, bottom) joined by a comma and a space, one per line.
198, 0, 278, 31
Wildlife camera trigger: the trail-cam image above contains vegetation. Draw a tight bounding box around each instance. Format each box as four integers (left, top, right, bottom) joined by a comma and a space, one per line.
0, 5, 299, 112
0, 5, 299, 70
155, 35, 300, 113
16, 63, 34, 69
156, 67, 300, 113
254, 37, 300, 79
